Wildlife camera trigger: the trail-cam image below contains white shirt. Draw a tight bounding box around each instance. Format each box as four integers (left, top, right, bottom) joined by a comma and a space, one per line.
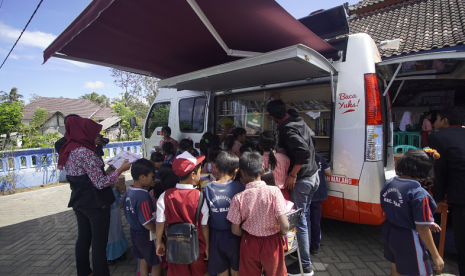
156, 184, 209, 225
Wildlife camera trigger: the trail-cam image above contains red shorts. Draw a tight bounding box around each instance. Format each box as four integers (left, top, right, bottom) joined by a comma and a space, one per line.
167, 252, 208, 276
239, 232, 287, 276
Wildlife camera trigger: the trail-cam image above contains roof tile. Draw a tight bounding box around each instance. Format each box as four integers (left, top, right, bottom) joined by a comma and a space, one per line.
23, 97, 116, 120
345, 0, 465, 57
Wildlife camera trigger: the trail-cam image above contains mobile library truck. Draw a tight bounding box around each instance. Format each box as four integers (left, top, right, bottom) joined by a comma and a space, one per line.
143, 33, 393, 225
44, 1, 465, 225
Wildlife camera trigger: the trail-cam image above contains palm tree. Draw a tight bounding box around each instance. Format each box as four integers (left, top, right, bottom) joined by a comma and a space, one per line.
0, 87, 24, 103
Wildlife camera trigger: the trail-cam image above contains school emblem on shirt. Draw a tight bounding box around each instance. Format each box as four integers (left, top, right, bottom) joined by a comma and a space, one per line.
382, 187, 403, 207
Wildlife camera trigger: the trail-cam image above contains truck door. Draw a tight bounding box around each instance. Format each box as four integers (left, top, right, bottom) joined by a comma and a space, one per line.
143, 101, 171, 158
177, 94, 209, 151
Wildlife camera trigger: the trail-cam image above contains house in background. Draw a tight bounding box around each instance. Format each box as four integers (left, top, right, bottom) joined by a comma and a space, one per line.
99, 116, 122, 140
22, 97, 117, 135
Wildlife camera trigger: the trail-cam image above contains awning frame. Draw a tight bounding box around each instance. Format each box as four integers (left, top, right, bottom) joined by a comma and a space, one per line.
159, 44, 338, 91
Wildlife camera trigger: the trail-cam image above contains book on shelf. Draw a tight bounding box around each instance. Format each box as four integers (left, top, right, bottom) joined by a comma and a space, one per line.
314, 118, 331, 136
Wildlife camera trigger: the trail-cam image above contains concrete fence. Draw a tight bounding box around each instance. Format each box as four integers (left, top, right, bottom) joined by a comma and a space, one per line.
0, 141, 141, 191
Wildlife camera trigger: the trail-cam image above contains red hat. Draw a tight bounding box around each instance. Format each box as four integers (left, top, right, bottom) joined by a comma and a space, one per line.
172, 152, 205, 177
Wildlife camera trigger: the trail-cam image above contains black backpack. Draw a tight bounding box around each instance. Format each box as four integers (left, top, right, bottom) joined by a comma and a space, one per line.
165, 192, 204, 264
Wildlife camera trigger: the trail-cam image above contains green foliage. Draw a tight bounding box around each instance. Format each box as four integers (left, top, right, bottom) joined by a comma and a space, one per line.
21, 132, 62, 149
112, 102, 141, 141
110, 69, 160, 138
31, 107, 48, 129
0, 87, 24, 103
0, 101, 23, 150
20, 107, 63, 149
79, 92, 111, 106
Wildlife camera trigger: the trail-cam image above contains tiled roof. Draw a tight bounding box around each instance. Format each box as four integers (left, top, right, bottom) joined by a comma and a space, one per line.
23, 97, 115, 120
91, 106, 116, 121
349, 0, 387, 12
99, 117, 121, 130
345, 0, 465, 57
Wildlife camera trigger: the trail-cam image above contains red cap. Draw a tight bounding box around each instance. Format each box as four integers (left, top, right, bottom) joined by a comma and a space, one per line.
172, 152, 205, 177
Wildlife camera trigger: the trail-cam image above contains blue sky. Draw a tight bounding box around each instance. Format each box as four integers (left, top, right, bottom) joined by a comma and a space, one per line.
0, 0, 348, 103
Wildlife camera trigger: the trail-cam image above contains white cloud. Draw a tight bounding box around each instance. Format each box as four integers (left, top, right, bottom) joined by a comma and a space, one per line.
84, 81, 111, 89
0, 22, 57, 49
9, 54, 19, 59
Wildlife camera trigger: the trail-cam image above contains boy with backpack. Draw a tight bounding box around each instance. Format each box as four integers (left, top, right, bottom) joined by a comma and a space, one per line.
203, 151, 245, 276
155, 152, 210, 276
124, 159, 161, 276
227, 151, 289, 276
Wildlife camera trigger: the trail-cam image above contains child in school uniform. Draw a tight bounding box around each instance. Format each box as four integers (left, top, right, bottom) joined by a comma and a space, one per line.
155, 152, 210, 276
203, 151, 245, 276
381, 149, 444, 276
159, 126, 178, 151
258, 131, 291, 201
227, 127, 246, 157
176, 138, 200, 157
150, 152, 164, 181
162, 142, 175, 165
106, 182, 129, 265
123, 159, 161, 276
201, 146, 222, 180
227, 151, 289, 276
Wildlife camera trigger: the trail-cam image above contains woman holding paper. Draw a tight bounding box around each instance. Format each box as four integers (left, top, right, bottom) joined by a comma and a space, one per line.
58, 116, 131, 276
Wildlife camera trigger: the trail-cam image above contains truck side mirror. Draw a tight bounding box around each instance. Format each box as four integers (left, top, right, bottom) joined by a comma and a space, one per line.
129, 117, 137, 129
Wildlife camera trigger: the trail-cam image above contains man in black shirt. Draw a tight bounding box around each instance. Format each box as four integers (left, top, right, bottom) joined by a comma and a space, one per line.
267, 100, 319, 276
428, 107, 465, 275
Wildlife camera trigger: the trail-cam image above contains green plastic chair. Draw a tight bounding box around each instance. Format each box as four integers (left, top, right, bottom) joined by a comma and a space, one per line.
394, 145, 418, 153
394, 131, 410, 145
404, 132, 421, 148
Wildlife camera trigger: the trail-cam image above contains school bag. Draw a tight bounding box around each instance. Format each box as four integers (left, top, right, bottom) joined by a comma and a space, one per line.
165, 192, 204, 264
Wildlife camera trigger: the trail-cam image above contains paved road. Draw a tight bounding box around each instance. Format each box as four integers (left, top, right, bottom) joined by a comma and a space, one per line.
0, 185, 460, 276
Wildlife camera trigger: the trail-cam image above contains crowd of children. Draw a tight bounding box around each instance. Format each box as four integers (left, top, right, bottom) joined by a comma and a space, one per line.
107, 124, 444, 276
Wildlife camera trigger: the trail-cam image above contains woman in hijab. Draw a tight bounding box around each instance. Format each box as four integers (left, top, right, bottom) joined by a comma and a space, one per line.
58, 117, 131, 276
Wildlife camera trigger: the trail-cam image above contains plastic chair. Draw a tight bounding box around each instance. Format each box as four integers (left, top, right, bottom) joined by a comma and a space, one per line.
284, 208, 304, 276
404, 133, 421, 148
393, 145, 418, 153
393, 133, 401, 146
394, 131, 409, 145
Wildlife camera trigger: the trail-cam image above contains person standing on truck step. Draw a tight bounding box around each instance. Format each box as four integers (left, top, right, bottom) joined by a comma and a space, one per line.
267, 99, 319, 276
159, 126, 178, 152
428, 107, 465, 275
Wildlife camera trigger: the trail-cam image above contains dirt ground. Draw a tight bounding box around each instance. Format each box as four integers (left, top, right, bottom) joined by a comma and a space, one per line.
0, 182, 69, 196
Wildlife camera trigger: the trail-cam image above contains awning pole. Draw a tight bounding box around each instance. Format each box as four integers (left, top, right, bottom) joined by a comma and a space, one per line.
392, 80, 405, 104
383, 62, 403, 96
186, 0, 261, 58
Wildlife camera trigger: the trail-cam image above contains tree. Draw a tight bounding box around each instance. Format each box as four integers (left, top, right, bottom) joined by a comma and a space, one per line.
110, 69, 144, 107
112, 102, 141, 141
0, 87, 24, 103
79, 92, 111, 106
29, 94, 41, 103
20, 107, 49, 148
0, 101, 23, 150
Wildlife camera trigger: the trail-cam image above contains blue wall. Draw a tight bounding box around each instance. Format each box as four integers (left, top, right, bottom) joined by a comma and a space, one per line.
0, 141, 141, 191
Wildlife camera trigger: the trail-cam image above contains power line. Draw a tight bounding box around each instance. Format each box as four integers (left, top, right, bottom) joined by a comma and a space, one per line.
0, 0, 44, 70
